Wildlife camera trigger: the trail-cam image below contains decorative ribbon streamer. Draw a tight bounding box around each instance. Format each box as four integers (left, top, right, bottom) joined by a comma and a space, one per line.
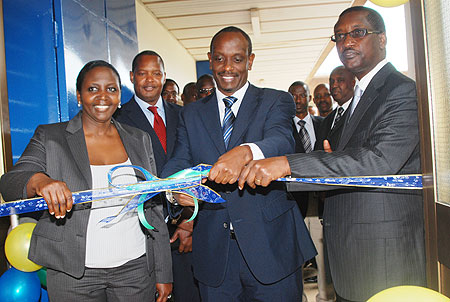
0, 164, 423, 227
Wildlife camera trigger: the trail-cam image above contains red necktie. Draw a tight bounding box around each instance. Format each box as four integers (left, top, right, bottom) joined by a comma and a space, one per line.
148, 106, 167, 153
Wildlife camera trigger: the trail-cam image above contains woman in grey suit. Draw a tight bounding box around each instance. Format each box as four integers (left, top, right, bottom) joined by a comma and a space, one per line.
0, 61, 172, 302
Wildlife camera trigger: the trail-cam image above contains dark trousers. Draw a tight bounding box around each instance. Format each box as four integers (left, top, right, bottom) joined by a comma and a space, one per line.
199, 237, 303, 302
172, 250, 201, 302
47, 255, 154, 302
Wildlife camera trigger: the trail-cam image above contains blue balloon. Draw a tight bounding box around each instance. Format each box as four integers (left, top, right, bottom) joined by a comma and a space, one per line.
0, 267, 41, 302
40, 288, 49, 302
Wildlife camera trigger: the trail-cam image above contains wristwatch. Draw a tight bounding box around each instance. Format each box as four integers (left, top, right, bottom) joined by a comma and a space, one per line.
165, 191, 179, 205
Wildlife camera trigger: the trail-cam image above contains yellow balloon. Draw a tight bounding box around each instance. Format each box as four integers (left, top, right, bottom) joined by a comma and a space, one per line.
369, 0, 409, 7
368, 286, 450, 302
5, 223, 42, 272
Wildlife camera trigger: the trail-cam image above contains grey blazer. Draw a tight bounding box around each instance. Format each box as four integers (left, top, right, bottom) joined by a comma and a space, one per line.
286, 63, 426, 301
0, 112, 172, 283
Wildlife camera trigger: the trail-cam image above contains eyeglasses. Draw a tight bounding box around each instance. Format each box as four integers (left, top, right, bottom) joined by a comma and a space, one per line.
331, 28, 382, 43
198, 87, 214, 94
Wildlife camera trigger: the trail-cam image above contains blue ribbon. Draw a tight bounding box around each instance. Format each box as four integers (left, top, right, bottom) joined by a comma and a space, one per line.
0, 164, 423, 227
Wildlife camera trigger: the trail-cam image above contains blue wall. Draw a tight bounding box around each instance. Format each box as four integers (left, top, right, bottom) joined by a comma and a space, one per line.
3, 0, 138, 162
196, 60, 212, 79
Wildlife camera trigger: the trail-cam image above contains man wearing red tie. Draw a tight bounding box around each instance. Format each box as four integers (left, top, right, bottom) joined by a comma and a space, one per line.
114, 50, 200, 302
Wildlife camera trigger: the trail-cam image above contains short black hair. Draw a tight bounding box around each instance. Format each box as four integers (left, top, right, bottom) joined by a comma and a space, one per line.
132, 50, 165, 73
210, 26, 252, 56
289, 81, 310, 96
183, 82, 196, 95
338, 6, 385, 33
76, 60, 121, 92
162, 79, 179, 93
196, 74, 215, 90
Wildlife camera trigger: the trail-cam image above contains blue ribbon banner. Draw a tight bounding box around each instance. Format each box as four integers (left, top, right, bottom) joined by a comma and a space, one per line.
0, 164, 422, 228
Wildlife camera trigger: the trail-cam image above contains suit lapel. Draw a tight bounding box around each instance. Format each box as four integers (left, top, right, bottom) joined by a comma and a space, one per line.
65, 112, 92, 188
125, 97, 166, 166
337, 63, 394, 150
292, 120, 305, 153
163, 101, 178, 158
199, 93, 226, 154
228, 85, 259, 149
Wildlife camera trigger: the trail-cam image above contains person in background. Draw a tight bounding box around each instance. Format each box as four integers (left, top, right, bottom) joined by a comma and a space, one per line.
308, 101, 319, 116
162, 26, 316, 302
114, 51, 200, 302
162, 78, 180, 104
195, 73, 215, 99
181, 82, 198, 106
313, 84, 333, 117
237, 6, 426, 302
0, 60, 172, 302
315, 66, 355, 151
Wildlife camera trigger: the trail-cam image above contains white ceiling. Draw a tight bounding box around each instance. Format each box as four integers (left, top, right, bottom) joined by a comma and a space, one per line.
142, 0, 365, 90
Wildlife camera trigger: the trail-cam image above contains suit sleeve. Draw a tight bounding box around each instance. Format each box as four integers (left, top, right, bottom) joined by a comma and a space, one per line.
253, 91, 296, 157
286, 80, 420, 189
0, 125, 48, 201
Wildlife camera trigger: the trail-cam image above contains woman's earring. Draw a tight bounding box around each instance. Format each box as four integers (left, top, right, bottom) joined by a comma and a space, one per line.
77, 102, 81, 108
118, 102, 121, 109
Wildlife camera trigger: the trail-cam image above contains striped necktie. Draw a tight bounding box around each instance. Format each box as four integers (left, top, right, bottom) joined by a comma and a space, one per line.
222, 96, 237, 149
298, 120, 312, 153
332, 106, 345, 130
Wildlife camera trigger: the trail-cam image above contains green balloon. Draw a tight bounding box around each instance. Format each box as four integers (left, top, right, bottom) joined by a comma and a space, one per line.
36, 267, 47, 288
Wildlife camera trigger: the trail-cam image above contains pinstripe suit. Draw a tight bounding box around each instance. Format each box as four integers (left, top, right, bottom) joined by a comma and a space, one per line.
286, 63, 426, 301
0, 112, 172, 293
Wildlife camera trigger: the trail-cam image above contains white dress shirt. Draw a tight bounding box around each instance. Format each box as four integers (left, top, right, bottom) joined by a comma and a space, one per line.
352, 58, 389, 110
134, 95, 166, 126
215, 82, 264, 160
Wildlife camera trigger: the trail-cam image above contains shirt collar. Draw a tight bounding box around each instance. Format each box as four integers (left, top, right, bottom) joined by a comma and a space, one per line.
339, 100, 351, 112
134, 95, 165, 112
294, 113, 312, 125
356, 58, 388, 91
215, 82, 249, 103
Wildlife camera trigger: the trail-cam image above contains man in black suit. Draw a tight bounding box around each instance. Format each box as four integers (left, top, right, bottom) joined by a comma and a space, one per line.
288, 81, 322, 218
289, 81, 335, 302
114, 50, 200, 302
238, 6, 426, 302
315, 66, 355, 151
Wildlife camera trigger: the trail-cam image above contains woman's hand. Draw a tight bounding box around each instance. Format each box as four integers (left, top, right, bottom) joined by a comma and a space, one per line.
27, 173, 73, 219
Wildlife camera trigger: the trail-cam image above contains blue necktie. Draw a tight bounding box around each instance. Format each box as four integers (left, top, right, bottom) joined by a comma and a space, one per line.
222, 96, 237, 149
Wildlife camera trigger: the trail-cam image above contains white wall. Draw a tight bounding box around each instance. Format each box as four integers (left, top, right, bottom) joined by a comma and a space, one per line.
135, 1, 197, 94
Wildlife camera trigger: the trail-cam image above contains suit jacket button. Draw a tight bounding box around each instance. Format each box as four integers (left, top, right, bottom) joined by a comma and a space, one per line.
223, 222, 228, 229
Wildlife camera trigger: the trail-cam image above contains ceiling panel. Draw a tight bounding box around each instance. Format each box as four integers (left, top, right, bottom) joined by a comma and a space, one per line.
141, 0, 360, 90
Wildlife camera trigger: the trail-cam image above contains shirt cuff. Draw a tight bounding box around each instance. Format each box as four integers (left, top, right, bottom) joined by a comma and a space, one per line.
241, 143, 265, 160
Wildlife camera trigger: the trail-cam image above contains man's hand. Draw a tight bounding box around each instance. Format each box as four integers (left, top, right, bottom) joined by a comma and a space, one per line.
27, 173, 73, 219
170, 220, 193, 253
174, 193, 195, 207
156, 283, 172, 302
206, 145, 253, 184
238, 156, 291, 189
